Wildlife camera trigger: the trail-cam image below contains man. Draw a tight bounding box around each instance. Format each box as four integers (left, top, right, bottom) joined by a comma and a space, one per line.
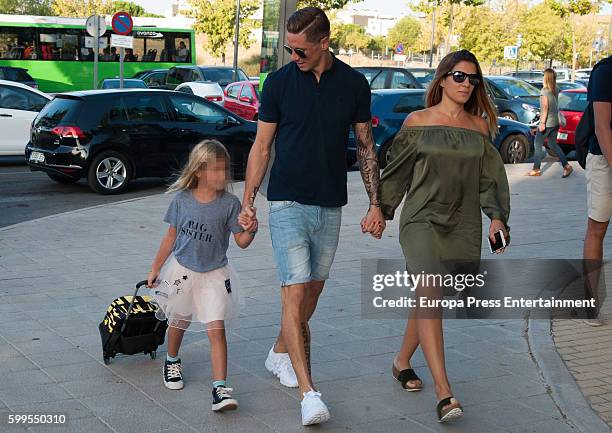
583, 55, 611, 327
238, 7, 384, 426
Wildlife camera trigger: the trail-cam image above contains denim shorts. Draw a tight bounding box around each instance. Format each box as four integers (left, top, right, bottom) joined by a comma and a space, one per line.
268, 201, 342, 287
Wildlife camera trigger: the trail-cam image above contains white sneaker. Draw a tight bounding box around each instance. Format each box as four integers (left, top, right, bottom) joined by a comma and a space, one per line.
301, 390, 330, 426
265, 345, 282, 376
278, 357, 299, 388
265, 345, 299, 388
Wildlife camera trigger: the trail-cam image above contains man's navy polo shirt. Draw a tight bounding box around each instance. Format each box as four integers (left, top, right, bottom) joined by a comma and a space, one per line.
258, 55, 371, 207
587, 56, 612, 155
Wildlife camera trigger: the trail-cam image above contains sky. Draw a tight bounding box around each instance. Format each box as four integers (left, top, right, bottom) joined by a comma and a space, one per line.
134, 0, 610, 18
132, 0, 412, 16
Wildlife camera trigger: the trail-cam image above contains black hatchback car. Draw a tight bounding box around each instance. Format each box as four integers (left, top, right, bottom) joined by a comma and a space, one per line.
26, 89, 256, 194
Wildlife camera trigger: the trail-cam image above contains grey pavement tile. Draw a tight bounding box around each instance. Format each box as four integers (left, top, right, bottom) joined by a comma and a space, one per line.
0, 383, 73, 408
353, 416, 438, 433
27, 416, 115, 433
10, 398, 94, 421
10, 334, 77, 355
60, 376, 140, 399
233, 388, 299, 414
465, 399, 553, 430
165, 400, 273, 432
252, 407, 355, 433
505, 418, 579, 433
44, 360, 119, 383
100, 406, 189, 433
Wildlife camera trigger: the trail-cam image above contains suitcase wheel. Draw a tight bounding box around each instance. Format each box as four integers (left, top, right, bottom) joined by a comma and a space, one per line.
150, 351, 156, 360
103, 356, 111, 365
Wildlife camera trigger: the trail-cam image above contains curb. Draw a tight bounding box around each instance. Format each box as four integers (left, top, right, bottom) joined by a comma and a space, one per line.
528, 318, 611, 433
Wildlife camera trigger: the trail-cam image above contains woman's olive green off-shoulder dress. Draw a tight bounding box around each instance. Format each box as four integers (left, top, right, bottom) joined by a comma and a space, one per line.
379, 126, 510, 276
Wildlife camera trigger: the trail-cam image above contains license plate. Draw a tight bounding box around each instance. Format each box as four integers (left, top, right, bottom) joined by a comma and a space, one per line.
29, 151, 45, 163
557, 133, 568, 140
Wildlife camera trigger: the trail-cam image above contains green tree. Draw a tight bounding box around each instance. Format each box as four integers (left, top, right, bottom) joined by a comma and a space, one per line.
518, 2, 569, 65
52, 0, 111, 16
187, 0, 260, 62
330, 23, 369, 51
387, 16, 421, 50
107, 1, 144, 16
457, 5, 510, 64
297, 0, 361, 10
546, 0, 601, 76
0, 0, 54, 14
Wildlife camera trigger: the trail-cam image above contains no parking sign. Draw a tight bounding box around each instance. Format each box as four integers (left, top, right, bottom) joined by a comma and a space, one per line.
111, 12, 133, 36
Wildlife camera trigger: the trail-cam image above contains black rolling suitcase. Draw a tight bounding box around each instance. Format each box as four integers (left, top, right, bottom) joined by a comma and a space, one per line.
99, 280, 168, 365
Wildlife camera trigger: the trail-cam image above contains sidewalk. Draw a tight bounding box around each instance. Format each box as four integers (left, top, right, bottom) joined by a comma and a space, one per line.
0, 161, 610, 433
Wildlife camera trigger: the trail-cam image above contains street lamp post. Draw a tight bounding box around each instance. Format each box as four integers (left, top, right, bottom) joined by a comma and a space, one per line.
233, 0, 241, 82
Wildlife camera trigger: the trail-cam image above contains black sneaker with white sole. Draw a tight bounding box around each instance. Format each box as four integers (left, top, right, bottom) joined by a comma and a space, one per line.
163, 358, 184, 390
212, 386, 238, 412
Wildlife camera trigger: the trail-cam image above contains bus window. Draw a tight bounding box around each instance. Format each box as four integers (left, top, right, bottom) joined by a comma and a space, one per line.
39, 29, 81, 60
174, 36, 190, 62
0, 28, 37, 60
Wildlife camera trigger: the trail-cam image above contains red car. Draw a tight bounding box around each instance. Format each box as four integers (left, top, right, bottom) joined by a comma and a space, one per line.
556, 88, 588, 154
224, 80, 260, 121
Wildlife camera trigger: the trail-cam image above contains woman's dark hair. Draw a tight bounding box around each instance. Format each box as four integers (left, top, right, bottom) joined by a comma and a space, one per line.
286, 7, 330, 43
426, 49, 498, 136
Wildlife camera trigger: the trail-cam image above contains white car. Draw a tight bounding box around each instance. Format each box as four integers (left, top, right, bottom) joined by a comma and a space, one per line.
0, 80, 51, 156
175, 81, 224, 105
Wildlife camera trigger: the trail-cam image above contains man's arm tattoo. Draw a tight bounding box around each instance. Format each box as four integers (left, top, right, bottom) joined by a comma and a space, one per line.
354, 121, 381, 207
249, 186, 259, 208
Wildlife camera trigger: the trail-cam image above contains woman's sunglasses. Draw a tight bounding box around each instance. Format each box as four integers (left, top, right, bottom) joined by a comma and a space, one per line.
446, 71, 481, 86
283, 44, 307, 59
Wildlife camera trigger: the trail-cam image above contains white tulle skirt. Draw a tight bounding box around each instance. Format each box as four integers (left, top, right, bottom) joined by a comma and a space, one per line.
149, 255, 241, 331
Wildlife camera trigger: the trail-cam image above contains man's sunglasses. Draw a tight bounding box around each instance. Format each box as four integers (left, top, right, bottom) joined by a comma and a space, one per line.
446, 71, 481, 86
283, 44, 307, 59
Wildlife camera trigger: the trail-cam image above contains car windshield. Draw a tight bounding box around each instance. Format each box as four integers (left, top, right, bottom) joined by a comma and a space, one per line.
411, 70, 435, 85
200, 68, 246, 86
558, 91, 588, 112
492, 78, 540, 97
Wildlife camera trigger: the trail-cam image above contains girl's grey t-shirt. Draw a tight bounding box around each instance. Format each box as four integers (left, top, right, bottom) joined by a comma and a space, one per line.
164, 190, 242, 272
542, 88, 559, 128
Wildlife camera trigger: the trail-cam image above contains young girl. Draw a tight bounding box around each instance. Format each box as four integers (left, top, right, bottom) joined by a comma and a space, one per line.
147, 140, 257, 412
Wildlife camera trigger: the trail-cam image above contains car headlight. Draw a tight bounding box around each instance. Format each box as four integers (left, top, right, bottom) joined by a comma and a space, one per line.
522, 103, 537, 112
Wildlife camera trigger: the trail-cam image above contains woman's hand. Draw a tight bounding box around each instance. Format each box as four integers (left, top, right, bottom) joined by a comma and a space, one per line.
538, 123, 546, 133
489, 219, 510, 254
147, 269, 159, 288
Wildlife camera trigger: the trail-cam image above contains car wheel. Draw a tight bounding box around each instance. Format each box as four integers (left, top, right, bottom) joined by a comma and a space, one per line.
88, 151, 132, 194
500, 134, 529, 164
46, 173, 79, 184
378, 139, 394, 169
500, 112, 518, 121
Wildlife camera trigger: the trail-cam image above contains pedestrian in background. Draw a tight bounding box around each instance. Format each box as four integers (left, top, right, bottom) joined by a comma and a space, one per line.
527, 68, 574, 178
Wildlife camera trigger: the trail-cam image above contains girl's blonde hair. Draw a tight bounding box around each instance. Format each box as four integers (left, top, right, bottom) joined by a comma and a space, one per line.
542, 68, 557, 95
167, 139, 231, 193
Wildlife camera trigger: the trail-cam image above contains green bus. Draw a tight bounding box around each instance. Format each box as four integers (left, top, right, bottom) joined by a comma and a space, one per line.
0, 14, 195, 93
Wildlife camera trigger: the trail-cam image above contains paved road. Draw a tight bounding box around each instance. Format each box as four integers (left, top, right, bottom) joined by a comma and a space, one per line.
0, 160, 168, 228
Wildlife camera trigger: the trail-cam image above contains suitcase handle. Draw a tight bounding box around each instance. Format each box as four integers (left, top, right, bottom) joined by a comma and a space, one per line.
121, 280, 150, 333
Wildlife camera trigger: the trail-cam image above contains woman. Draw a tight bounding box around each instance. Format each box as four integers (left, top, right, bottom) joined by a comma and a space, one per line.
379, 50, 510, 422
527, 68, 573, 177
